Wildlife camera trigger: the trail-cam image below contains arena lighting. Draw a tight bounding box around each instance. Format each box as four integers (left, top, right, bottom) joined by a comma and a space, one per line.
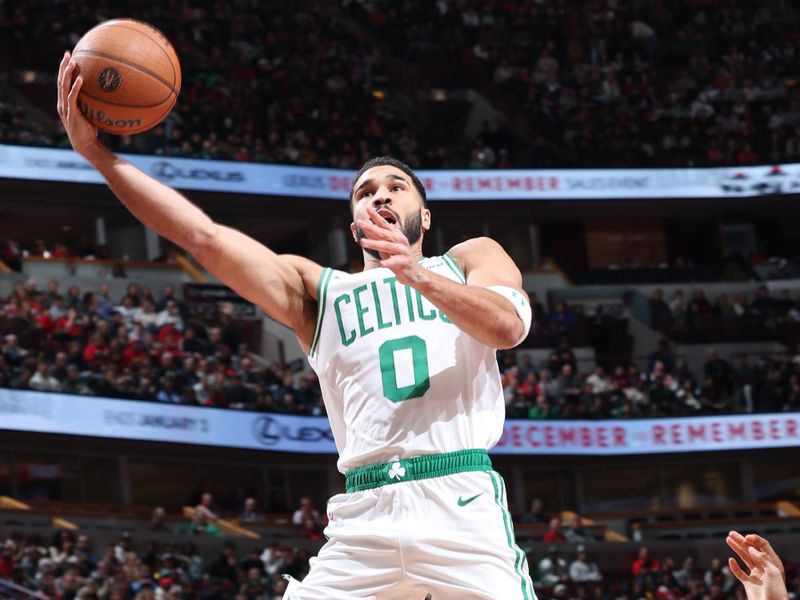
372, 89, 385, 99
21, 71, 37, 83
431, 89, 447, 101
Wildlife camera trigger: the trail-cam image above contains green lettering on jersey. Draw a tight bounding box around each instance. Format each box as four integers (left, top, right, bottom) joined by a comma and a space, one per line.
403, 284, 416, 322
370, 282, 392, 330
383, 277, 402, 326
439, 311, 453, 323
353, 285, 374, 337
416, 290, 436, 321
333, 294, 356, 346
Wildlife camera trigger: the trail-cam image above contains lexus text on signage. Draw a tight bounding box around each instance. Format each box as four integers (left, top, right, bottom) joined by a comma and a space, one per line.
150, 161, 245, 183
252, 415, 336, 447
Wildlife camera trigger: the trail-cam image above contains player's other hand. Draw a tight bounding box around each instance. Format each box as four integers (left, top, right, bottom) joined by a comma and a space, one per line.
726, 530, 788, 600
357, 206, 426, 286
57, 51, 99, 157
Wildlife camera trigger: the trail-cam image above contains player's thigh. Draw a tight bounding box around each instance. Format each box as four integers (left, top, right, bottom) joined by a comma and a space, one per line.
286, 538, 406, 600
404, 471, 536, 600
287, 490, 410, 600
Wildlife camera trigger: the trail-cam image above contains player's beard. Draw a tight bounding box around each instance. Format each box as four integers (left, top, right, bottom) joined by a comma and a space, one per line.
355, 211, 423, 260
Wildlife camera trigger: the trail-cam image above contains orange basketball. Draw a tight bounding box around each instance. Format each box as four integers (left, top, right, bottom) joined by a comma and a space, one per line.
72, 19, 181, 135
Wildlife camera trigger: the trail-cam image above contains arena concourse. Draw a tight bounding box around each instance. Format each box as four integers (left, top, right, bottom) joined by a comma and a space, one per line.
2, 1, 800, 599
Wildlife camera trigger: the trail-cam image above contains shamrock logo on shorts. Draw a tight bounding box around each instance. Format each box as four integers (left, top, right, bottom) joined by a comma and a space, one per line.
388, 462, 406, 480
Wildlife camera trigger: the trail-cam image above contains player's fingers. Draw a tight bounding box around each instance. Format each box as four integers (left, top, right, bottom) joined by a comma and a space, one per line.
366, 206, 397, 231
728, 530, 746, 545
57, 52, 69, 96
745, 534, 785, 577
61, 60, 78, 115
66, 75, 84, 114
728, 557, 750, 584
359, 238, 405, 255
358, 219, 402, 241
726, 535, 756, 570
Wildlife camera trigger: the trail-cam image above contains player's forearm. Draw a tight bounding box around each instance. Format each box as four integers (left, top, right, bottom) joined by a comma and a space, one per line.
83, 143, 217, 254
410, 269, 524, 349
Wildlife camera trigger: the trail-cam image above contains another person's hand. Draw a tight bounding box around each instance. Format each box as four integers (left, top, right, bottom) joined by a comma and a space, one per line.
57, 51, 99, 157
726, 530, 788, 600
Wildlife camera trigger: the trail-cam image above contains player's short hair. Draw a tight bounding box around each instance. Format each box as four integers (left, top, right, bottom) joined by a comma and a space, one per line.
349, 156, 427, 213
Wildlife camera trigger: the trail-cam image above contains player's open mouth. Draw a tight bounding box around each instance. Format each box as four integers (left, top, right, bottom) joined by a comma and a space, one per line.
376, 208, 399, 226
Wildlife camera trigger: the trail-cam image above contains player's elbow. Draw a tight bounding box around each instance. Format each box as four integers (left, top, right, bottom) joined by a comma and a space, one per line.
495, 316, 525, 350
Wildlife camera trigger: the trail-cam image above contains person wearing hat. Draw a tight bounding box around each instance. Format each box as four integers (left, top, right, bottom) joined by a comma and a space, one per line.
569, 546, 602, 583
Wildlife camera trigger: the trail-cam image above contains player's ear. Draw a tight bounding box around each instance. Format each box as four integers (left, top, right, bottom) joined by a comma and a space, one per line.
421, 207, 431, 233
350, 221, 358, 242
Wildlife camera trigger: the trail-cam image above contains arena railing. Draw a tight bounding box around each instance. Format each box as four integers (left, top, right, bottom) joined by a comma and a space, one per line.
0, 578, 47, 600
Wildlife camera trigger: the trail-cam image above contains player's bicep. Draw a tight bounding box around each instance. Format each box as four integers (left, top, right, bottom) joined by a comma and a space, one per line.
195, 225, 316, 330
450, 237, 524, 290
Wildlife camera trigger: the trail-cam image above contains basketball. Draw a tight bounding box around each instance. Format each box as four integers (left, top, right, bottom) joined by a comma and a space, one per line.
72, 19, 181, 135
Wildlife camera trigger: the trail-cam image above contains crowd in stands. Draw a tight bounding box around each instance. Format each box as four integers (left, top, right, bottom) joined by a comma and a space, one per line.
649, 285, 800, 343
0, 279, 324, 415
2, 527, 797, 599
500, 334, 800, 420
4, 277, 800, 420
0, 239, 110, 272
1, 1, 420, 169
0, 529, 306, 599
349, 0, 800, 168
2, 1, 800, 169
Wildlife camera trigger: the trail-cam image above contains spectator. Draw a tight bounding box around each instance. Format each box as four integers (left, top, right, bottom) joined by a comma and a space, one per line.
649, 289, 672, 330
632, 546, 661, 577
672, 556, 696, 588
238, 498, 264, 523
586, 366, 612, 394
563, 514, 593, 544
537, 545, 569, 586
522, 498, 549, 525
569, 546, 603, 583
146, 507, 170, 532
28, 363, 62, 392
542, 517, 566, 543
291, 497, 322, 530
192, 493, 220, 535
704, 557, 736, 594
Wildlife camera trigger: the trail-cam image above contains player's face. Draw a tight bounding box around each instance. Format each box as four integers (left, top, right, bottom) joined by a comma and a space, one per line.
350, 165, 431, 258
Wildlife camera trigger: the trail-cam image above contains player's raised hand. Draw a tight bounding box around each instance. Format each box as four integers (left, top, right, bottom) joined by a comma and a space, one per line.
726, 531, 788, 600
57, 51, 98, 156
357, 206, 427, 286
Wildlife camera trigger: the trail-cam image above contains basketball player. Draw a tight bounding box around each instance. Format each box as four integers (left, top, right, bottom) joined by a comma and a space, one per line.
58, 52, 535, 599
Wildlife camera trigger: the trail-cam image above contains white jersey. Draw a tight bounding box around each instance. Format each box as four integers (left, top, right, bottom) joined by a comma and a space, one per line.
307, 254, 505, 473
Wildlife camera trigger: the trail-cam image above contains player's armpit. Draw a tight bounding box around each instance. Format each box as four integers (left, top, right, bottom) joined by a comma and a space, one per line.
195, 226, 322, 349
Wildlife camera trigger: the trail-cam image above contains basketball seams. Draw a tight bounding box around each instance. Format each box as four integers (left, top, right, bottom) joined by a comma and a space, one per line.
80, 20, 179, 91
73, 49, 176, 97
78, 87, 176, 109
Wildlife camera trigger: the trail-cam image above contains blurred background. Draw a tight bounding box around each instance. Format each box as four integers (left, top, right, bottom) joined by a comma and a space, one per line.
1, 1, 800, 599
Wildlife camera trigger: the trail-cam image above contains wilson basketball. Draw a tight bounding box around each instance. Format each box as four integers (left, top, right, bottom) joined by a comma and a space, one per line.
72, 19, 181, 135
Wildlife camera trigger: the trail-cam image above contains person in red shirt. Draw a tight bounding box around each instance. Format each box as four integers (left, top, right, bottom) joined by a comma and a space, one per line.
632, 546, 661, 577
0, 540, 15, 578
542, 517, 566, 543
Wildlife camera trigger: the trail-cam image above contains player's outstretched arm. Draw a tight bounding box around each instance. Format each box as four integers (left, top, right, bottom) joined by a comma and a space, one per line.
726, 531, 788, 600
57, 52, 321, 348
358, 208, 527, 348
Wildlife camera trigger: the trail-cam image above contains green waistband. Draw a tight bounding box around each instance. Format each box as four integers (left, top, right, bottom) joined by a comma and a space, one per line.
345, 449, 492, 493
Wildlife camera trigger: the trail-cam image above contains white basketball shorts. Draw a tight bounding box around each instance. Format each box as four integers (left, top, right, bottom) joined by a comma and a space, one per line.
283, 449, 536, 600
